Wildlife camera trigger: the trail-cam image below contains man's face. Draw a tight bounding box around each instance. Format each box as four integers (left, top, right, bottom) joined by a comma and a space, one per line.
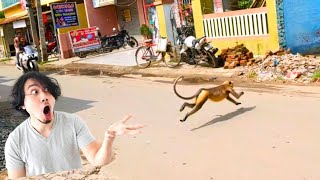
17, 33, 21, 38
22, 79, 55, 124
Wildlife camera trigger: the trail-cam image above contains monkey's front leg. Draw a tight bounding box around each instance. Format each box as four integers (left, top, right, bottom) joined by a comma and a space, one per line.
230, 90, 244, 99
227, 95, 241, 105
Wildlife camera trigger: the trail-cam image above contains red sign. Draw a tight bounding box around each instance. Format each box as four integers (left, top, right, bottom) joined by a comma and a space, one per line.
68, 27, 101, 53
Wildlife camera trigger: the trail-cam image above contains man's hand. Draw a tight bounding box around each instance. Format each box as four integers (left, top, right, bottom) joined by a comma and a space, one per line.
105, 115, 145, 138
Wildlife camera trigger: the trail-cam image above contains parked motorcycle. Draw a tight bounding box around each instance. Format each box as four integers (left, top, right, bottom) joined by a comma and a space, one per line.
47, 40, 58, 57
179, 35, 219, 68
100, 27, 138, 51
17, 45, 39, 73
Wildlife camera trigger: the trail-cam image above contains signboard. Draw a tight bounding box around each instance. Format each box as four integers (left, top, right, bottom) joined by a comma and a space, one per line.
122, 9, 131, 22
13, 19, 26, 29
1, 0, 19, 10
50, 2, 79, 29
68, 27, 101, 53
93, 0, 116, 8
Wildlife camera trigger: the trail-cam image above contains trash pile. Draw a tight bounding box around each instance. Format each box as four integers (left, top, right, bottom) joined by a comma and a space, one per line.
237, 48, 320, 83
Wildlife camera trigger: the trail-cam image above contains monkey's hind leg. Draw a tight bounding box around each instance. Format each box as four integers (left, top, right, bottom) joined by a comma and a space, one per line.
227, 96, 241, 105
180, 102, 196, 112
181, 97, 208, 122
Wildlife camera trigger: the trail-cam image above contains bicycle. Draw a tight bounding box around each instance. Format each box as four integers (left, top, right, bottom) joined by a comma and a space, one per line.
135, 38, 181, 68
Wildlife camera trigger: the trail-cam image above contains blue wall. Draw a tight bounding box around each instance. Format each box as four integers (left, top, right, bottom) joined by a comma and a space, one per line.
283, 0, 320, 54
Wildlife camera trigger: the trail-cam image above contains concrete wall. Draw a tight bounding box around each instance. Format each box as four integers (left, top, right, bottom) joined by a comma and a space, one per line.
115, 0, 140, 35
283, 0, 320, 54
84, 0, 118, 36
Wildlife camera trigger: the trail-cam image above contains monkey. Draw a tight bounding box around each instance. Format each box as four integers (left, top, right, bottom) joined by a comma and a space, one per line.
173, 76, 244, 122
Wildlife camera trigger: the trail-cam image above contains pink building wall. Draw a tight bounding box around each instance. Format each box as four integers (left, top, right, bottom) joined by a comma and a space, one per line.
84, 0, 119, 36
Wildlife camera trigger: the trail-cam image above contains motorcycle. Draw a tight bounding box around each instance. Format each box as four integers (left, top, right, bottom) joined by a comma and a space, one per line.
179, 35, 220, 68
47, 40, 58, 57
100, 27, 138, 51
17, 45, 39, 73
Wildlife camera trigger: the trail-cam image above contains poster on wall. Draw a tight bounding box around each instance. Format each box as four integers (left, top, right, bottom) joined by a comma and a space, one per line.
50, 2, 79, 29
122, 9, 132, 22
92, 0, 116, 8
68, 27, 101, 53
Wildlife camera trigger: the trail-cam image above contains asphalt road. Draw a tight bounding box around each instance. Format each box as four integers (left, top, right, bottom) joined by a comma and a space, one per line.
1, 66, 320, 180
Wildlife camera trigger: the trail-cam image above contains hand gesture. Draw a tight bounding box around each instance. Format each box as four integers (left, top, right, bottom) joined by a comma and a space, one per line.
106, 115, 145, 139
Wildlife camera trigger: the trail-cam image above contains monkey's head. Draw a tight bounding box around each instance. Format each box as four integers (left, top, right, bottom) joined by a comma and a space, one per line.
223, 80, 234, 88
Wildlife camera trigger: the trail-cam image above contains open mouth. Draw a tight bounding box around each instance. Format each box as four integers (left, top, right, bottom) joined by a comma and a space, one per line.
43, 105, 51, 115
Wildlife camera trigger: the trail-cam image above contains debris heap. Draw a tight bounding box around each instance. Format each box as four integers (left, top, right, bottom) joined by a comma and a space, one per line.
239, 48, 320, 83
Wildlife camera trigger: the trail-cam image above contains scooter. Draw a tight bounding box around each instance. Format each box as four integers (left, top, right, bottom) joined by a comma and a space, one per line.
17, 45, 39, 73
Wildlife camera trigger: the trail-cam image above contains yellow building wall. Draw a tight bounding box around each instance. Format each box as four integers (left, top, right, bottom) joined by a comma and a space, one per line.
192, 0, 280, 55
57, 4, 88, 34
156, 5, 167, 38
3, 5, 24, 17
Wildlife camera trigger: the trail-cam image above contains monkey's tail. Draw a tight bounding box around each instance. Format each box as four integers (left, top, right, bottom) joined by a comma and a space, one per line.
173, 76, 203, 100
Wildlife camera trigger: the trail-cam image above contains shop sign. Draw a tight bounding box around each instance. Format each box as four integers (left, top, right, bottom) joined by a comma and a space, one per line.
51, 2, 79, 29
68, 27, 101, 53
92, 0, 116, 8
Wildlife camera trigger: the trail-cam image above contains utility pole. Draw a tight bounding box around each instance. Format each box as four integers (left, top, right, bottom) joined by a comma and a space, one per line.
35, 0, 48, 62
25, 0, 40, 55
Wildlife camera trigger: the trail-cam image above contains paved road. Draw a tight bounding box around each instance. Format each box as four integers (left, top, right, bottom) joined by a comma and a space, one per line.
1, 66, 320, 180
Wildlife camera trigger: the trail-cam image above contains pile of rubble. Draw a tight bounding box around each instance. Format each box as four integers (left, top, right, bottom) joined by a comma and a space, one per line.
238, 48, 320, 83
220, 44, 255, 69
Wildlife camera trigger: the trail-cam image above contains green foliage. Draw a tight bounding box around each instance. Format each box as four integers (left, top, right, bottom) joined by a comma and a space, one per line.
139, 24, 152, 37
313, 69, 320, 80
0, 11, 5, 19
238, 0, 252, 9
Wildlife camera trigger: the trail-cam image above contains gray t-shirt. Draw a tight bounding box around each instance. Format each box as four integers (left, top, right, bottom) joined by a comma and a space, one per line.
4, 111, 96, 177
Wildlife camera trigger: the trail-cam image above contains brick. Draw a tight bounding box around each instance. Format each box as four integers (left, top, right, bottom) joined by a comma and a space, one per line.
240, 60, 247, 66
232, 57, 240, 61
221, 49, 228, 54
246, 52, 253, 58
224, 62, 230, 69
226, 58, 232, 62
228, 65, 235, 69
241, 56, 248, 60
249, 58, 255, 62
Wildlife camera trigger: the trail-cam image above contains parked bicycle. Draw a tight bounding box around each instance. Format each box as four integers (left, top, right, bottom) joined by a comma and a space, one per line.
135, 37, 181, 68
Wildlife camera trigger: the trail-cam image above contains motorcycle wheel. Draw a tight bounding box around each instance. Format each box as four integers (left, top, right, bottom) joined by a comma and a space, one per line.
181, 52, 196, 65
207, 52, 219, 68
29, 60, 39, 72
128, 37, 138, 48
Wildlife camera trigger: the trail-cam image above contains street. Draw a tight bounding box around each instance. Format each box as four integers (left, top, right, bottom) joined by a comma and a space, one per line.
1, 65, 320, 180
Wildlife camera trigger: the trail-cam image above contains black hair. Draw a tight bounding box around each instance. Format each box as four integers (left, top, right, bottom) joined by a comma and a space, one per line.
10, 72, 61, 116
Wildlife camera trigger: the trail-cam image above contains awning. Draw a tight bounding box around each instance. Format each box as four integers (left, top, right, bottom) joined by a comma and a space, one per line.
0, 11, 28, 25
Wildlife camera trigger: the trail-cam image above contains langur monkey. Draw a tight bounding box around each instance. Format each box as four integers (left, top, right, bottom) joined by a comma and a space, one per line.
173, 76, 244, 122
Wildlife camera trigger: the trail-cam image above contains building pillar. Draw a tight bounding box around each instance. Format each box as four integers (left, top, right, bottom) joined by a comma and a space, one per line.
191, 0, 204, 38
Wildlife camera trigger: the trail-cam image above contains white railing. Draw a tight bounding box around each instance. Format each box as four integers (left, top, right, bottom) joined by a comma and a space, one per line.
203, 7, 269, 38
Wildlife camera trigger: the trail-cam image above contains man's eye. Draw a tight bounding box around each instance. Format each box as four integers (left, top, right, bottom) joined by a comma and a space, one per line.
31, 90, 38, 95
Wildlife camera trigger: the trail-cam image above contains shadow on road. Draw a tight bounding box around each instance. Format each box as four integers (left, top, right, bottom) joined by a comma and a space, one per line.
191, 106, 256, 131
55, 96, 96, 114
